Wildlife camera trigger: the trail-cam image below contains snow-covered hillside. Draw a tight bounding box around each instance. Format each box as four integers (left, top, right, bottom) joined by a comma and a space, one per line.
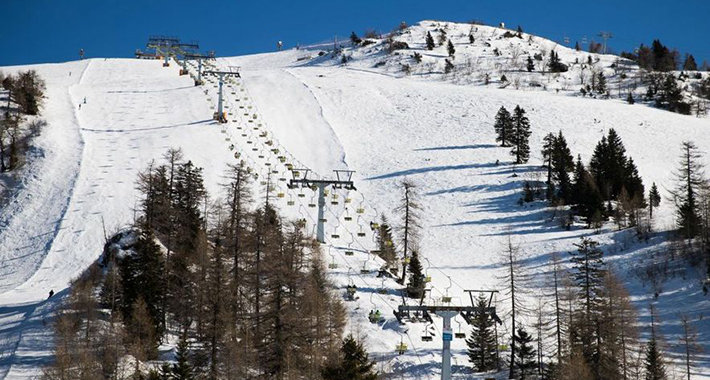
1, 20, 709, 379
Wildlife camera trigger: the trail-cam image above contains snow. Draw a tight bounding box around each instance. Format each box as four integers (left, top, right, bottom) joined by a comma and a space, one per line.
0, 20, 709, 379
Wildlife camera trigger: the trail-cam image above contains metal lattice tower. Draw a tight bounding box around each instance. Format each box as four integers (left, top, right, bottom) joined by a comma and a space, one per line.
288, 169, 356, 243
203, 67, 241, 123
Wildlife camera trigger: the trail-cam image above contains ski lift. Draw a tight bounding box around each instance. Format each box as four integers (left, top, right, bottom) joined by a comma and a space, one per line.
357, 223, 366, 237
368, 293, 382, 323
378, 278, 387, 294
328, 252, 338, 269
396, 334, 408, 355
346, 284, 358, 301
424, 258, 432, 283
277, 191, 285, 198
421, 323, 434, 342
234, 151, 241, 159
331, 193, 339, 205
297, 189, 305, 198
287, 194, 295, 206
344, 208, 353, 222
360, 256, 371, 274
442, 276, 452, 303
455, 321, 466, 339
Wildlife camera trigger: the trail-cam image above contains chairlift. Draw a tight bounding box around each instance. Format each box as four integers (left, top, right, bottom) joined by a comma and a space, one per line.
421, 324, 434, 342
277, 192, 285, 198
455, 321, 466, 339
287, 194, 295, 206
357, 224, 366, 237
424, 258, 433, 283
396, 334, 408, 354
328, 252, 338, 269
442, 276, 452, 303
368, 293, 382, 323
378, 278, 387, 294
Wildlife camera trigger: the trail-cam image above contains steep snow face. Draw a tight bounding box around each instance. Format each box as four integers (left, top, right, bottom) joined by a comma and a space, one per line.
0, 22, 709, 378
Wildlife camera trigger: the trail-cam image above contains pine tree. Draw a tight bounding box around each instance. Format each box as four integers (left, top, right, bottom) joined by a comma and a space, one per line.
596, 72, 607, 94
527, 56, 535, 72
541, 133, 556, 199
438, 29, 448, 46
569, 237, 606, 366
406, 250, 425, 298
627, 92, 635, 104
350, 32, 362, 45
649, 183, 661, 219
672, 141, 704, 238
425, 32, 435, 50
510, 106, 531, 164
444, 59, 454, 74
171, 334, 195, 380
322, 335, 378, 380
447, 40, 455, 57
396, 180, 421, 284
683, 54, 698, 71
494, 106, 513, 147
575, 41, 581, 51
514, 327, 537, 380
572, 156, 604, 225
644, 307, 667, 380
551, 132, 575, 202
376, 215, 398, 270
469, 34, 475, 44
466, 294, 498, 372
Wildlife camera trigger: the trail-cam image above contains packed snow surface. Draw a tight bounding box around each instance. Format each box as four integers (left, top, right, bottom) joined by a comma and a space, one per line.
0, 20, 709, 379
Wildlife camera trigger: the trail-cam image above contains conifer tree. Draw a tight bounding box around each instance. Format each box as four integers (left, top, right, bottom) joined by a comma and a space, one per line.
396, 180, 421, 284
672, 141, 704, 238
644, 307, 667, 380
514, 327, 537, 380
542, 133, 556, 199
494, 106, 513, 147
350, 32, 362, 45
551, 132, 575, 202
466, 294, 497, 372
575, 41, 581, 51
376, 215, 398, 270
444, 59, 454, 74
469, 34, 475, 44
438, 29, 448, 46
171, 334, 195, 380
649, 183, 661, 219
596, 72, 607, 94
627, 92, 635, 104
407, 250, 425, 298
322, 335, 378, 380
447, 40, 455, 57
510, 106, 531, 164
425, 32, 435, 50
683, 54, 698, 71
527, 56, 535, 72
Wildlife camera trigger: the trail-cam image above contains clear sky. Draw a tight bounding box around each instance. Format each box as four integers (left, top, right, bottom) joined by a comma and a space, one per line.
1, 0, 708, 66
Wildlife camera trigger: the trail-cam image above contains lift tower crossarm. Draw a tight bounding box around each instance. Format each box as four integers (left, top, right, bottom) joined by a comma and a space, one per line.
288, 169, 356, 243
183, 51, 216, 84
203, 67, 241, 122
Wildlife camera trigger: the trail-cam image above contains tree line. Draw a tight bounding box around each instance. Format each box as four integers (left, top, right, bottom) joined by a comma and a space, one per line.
42, 148, 379, 380
0, 70, 46, 175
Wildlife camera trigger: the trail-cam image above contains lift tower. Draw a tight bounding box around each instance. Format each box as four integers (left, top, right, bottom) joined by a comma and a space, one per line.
203, 66, 240, 123
288, 169, 356, 243
146, 36, 199, 67
395, 291, 501, 380
183, 51, 215, 85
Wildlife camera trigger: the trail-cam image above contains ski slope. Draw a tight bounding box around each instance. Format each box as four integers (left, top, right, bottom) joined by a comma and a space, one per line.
1, 21, 710, 379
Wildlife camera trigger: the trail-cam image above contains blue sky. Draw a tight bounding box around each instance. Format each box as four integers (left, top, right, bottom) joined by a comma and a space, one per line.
1, 0, 708, 66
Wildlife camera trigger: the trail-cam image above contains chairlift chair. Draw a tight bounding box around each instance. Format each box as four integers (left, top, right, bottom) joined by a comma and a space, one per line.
421, 325, 434, 342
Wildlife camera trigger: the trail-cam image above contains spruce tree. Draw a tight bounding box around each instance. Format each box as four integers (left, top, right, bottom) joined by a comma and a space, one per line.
551, 132, 575, 202
322, 335, 378, 380
406, 250, 425, 298
425, 32, 435, 50
447, 40, 456, 57
683, 54, 698, 71
596, 72, 607, 94
649, 183, 661, 219
171, 334, 195, 380
494, 106, 513, 147
541, 133, 556, 199
376, 215, 398, 270
444, 59, 454, 74
645, 308, 667, 380
627, 92, 635, 104
510, 106, 531, 164
514, 327, 537, 380
527, 56, 535, 72
469, 34, 475, 44
438, 29, 448, 46
575, 41, 581, 51
466, 294, 497, 372
673, 141, 704, 238
350, 32, 362, 45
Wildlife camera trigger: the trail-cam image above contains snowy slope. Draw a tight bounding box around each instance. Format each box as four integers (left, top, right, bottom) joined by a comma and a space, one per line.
0, 20, 709, 379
